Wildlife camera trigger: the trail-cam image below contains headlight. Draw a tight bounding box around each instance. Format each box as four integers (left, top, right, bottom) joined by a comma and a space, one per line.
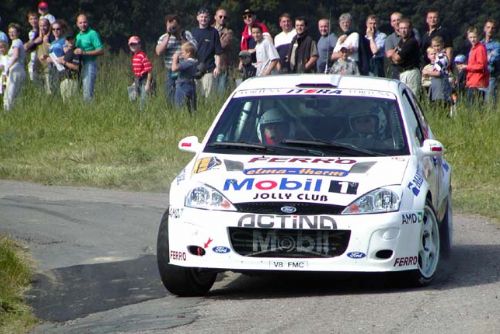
185, 183, 236, 211
342, 186, 401, 215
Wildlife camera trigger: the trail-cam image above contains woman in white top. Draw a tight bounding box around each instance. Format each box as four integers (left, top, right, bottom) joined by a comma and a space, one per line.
4, 23, 26, 111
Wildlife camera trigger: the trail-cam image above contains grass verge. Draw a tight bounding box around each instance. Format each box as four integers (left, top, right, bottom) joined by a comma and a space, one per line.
0, 236, 37, 334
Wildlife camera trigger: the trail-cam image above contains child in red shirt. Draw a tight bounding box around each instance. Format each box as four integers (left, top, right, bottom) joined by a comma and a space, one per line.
457, 27, 489, 103
128, 35, 153, 110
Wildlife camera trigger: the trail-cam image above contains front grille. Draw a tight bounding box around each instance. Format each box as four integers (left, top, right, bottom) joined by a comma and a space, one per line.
234, 202, 345, 215
228, 227, 351, 258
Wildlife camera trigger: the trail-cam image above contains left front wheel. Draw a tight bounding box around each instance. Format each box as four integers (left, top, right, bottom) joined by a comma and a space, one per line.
156, 209, 217, 296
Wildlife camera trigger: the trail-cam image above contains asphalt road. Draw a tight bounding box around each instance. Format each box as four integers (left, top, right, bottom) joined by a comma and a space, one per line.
0, 180, 499, 333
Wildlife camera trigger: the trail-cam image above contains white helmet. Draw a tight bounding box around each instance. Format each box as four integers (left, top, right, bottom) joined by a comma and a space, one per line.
348, 106, 387, 138
257, 108, 293, 144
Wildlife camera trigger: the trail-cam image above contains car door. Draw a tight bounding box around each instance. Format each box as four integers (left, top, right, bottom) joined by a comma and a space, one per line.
402, 89, 442, 210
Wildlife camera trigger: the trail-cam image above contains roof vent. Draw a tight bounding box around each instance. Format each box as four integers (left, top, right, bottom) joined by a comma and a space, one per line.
296, 74, 341, 88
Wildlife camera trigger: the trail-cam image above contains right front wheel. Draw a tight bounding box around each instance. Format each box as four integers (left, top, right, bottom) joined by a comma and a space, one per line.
156, 209, 217, 296
402, 200, 441, 287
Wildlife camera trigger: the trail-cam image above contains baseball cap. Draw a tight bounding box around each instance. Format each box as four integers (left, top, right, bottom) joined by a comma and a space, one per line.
242, 9, 254, 16
128, 36, 141, 45
38, 1, 49, 9
454, 54, 466, 64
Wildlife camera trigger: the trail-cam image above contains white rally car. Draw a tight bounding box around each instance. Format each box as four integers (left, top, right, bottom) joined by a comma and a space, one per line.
157, 74, 452, 296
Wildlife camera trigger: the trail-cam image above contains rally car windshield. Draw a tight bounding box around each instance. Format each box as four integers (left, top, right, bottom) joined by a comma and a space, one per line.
205, 94, 409, 156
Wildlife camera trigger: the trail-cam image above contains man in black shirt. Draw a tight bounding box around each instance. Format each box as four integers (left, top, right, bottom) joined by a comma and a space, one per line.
391, 18, 421, 98
192, 8, 222, 98
421, 10, 453, 64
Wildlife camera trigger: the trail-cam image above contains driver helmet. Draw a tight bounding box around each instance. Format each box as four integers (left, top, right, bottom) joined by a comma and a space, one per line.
348, 106, 387, 138
257, 108, 291, 144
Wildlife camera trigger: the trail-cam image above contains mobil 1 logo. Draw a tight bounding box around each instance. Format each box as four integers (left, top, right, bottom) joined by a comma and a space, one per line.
329, 181, 359, 194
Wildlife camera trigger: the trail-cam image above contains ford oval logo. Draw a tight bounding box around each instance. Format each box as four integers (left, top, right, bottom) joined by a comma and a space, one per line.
347, 252, 366, 259
212, 246, 231, 254
281, 206, 297, 214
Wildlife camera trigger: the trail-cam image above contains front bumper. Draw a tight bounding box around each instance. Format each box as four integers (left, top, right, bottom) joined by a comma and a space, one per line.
166, 208, 422, 272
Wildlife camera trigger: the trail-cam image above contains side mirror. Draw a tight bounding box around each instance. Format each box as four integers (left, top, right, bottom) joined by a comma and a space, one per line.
178, 136, 201, 153
420, 139, 444, 157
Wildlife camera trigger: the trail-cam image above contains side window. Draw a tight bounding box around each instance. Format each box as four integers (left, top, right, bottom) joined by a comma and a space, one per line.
401, 90, 425, 146
406, 90, 431, 139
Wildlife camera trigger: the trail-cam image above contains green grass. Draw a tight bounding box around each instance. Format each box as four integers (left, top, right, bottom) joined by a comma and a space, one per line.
0, 236, 37, 334
0, 53, 499, 222
0, 52, 225, 191
424, 101, 500, 221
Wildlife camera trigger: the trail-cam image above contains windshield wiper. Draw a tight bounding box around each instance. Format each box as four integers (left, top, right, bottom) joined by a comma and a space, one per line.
281, 139, 387, 157
208, 141, 270, 151
207, 141, 324, 156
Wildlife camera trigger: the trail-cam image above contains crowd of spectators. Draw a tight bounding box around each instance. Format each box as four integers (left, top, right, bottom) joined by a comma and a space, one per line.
1, 3, 499, 112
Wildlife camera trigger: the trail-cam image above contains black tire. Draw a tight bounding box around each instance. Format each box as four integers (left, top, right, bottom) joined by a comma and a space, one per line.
439, 194, 453, 259
156, 209, 217, 296
401, 198, 441, 287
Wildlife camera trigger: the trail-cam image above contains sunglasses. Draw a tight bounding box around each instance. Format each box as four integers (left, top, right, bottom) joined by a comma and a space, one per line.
52, 27, 61, 31
218, 15, 227, 19
242, 14, 253, 19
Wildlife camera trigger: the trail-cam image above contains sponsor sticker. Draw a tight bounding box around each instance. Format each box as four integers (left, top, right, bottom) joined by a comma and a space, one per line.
247, 157, 357, 164
168, 207, 183, 219
224, 177, 323, 192
193, 157, 222, 174
401, 212, 423, 224
347, 251, 366, 259
212, 246, 231, 254
170, 250, 187, 261
407, 166, 424, 196
443, 161, 450, 172
238, 213, 337, 230
243, 167, 348, 177
270, 260, 308, 269
329, 180, 359, 194
175, 168, 186, 185
393, 256, 418, 267
252, 192, 328, 202
233, 88, 395, 99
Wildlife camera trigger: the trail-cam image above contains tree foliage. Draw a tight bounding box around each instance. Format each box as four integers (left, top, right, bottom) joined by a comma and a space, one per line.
1, 0, 500, 53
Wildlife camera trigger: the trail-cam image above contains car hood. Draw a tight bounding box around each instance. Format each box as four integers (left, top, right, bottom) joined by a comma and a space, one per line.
185, 154, 410, 206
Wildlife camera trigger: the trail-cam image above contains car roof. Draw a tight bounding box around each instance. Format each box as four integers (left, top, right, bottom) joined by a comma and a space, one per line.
236, 74, 401, 95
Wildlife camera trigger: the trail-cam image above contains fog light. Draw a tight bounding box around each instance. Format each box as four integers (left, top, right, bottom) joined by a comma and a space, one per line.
188, 245, 206, 256
375, 250, 393, 259
382, 228, 400, 240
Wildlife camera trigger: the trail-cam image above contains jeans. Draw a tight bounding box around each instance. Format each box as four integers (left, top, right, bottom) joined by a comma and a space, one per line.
479, 77, 497, 104
466, 88, 485, 105
165, 69, 177, 104
369, 57, 385, 78
175, 81, 196, 113
81, 60, 97, 101
215, 71, 228, 95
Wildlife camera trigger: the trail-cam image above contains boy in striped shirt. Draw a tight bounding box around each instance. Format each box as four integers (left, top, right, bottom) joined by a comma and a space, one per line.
129, 35, 153, 110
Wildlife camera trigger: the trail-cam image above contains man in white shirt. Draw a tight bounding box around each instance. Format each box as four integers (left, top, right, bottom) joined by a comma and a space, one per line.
252, 25, 279, 76
274, 13, 296, 72
331, 13, 359, 63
